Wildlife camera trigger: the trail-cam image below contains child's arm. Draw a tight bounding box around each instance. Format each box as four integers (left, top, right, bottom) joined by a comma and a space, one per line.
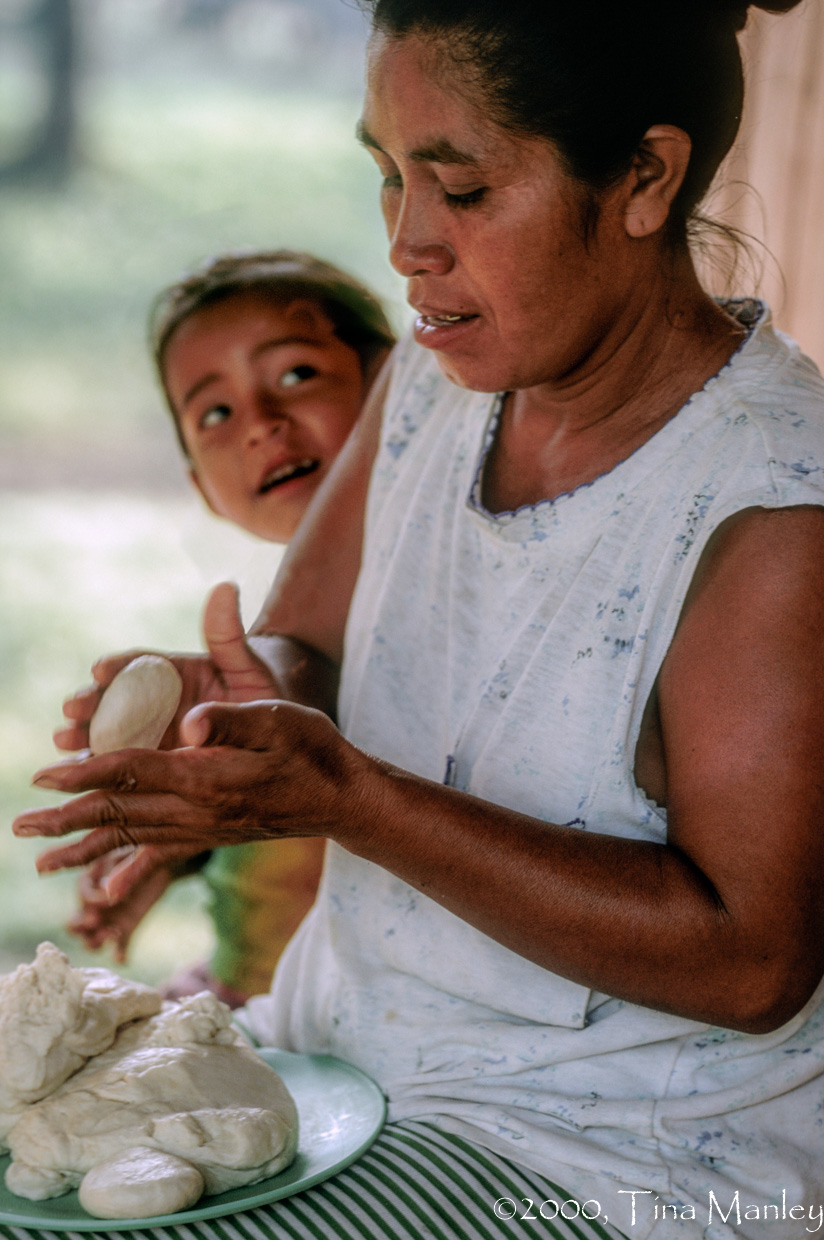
68, 849, 175, 961
68, 846, 211, 960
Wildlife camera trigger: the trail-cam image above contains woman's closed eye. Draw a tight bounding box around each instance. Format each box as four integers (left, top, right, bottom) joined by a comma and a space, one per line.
280, 364, 318, 388
380, 171, 487, 209
199, 403, 232, 430
443, 186, 487, 209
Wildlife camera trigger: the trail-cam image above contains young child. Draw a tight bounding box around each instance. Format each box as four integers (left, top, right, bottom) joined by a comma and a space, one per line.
69, 250, 395, 1005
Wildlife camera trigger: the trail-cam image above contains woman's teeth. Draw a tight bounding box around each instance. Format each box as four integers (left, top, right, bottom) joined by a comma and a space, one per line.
259, 459, 319, 492
424, 313, 470, 326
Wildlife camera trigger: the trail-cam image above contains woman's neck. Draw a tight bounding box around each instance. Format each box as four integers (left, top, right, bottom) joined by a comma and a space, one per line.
482, 259, 748, 512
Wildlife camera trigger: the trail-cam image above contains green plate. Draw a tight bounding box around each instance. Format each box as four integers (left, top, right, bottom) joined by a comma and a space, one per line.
0, 1049, 386, 1231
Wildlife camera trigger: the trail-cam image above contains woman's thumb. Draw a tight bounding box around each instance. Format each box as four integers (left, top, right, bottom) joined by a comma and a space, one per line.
180, 700, 282, 750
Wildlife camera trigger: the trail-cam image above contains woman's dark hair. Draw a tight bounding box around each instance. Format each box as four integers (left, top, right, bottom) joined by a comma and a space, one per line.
150, 249, 395, 448
362, 0, 804, 240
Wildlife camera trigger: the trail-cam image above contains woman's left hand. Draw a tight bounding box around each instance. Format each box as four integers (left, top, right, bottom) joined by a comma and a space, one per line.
13, 700, 374, 885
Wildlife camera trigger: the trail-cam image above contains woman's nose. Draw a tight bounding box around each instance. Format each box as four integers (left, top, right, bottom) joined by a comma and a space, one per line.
387, 195, 454, 278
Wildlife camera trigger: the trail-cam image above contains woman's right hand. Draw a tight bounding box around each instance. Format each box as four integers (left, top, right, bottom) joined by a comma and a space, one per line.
54, 583, 279, 755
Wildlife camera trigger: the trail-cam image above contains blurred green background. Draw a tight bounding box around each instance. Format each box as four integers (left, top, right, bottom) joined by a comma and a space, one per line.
0, 0, 406, 982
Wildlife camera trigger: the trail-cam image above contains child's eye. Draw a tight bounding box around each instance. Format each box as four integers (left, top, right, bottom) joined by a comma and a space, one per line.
199, 404, 231, 430
280, 365, 317, 388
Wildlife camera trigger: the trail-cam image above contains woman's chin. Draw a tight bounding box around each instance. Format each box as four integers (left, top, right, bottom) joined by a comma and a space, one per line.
415, 321, 533, 394
430, 351, 518, 396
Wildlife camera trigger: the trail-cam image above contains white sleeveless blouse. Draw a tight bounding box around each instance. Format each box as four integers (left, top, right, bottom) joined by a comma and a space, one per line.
246, 303, 824, 1239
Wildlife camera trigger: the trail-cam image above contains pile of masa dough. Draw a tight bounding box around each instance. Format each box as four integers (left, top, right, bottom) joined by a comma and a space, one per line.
0, 943, 298, 1218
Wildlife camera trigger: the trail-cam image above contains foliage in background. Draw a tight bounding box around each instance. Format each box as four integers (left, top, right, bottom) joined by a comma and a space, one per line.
0, 492, 285, 980
0, 80, 405, 485
0, 6, 405, 980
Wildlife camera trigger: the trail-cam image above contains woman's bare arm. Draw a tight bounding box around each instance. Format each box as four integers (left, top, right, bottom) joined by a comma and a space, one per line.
248, 352, 390, 674
17, 505, 824, 1033
338, 504, 824, 1032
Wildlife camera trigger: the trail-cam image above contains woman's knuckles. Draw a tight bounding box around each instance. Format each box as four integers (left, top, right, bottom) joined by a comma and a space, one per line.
194, 700, 284, 748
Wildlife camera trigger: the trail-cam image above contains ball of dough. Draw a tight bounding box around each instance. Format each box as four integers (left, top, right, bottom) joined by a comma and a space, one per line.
90, 655, 182, 754
78, 1147, 204, 1219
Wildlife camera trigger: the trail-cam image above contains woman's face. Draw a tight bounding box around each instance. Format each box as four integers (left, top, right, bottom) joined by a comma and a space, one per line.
360, 33, 638, 395
164, 292, 365, 543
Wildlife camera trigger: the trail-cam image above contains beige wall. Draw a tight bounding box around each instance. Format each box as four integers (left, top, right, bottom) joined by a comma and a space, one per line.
703, 0, 824, 367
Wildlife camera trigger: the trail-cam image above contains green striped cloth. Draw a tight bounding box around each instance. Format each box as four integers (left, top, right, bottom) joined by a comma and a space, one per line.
0, 1122, 628, 1240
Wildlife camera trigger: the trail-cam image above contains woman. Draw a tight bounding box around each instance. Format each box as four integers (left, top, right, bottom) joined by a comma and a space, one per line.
16, 1, 824, 1236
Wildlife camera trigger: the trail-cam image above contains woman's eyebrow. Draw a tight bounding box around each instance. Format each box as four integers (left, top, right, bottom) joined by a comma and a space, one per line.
408, 137, 481, 167
356, 121, 481, 168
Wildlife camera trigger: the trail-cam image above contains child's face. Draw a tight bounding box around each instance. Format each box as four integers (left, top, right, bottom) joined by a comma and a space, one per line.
164, 292, 366, 542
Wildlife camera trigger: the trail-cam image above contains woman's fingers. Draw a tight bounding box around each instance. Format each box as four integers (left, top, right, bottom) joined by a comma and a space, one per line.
91, 651, 148, 689
29, 751, 156, 795
15, 699, 361, 881
53, 725, 89, 753
54, 686, 101, 751
51, 588, 280, 760
28, 718, 280, 798
29, 746, 205, 796
55, 651, 163, 752
180, 699, 297, 749
60, 685, 99, 722
37, 825, 214, 878
16, 788, 201, 847
16, 740, 276, 849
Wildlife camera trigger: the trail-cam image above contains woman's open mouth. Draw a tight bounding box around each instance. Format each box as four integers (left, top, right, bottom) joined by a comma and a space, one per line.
419, 312, 477, 327
414, 311, 480, 350
258, 459, 320, 494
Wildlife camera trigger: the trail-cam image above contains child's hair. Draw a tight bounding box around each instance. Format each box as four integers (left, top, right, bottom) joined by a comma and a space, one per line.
149, 249, 396, 451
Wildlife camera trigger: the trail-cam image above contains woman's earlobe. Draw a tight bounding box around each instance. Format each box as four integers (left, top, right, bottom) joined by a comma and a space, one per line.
624, 124, 692, 238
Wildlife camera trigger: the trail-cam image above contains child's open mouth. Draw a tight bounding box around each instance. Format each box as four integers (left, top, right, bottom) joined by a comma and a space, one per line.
258, 459, 320, 493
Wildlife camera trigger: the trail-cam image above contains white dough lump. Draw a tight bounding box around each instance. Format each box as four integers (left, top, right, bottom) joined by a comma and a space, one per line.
1, 948, 298, 1218
0, 942, 161, 1144
79, 1148, 204, 1218
89, 654, 182, 754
